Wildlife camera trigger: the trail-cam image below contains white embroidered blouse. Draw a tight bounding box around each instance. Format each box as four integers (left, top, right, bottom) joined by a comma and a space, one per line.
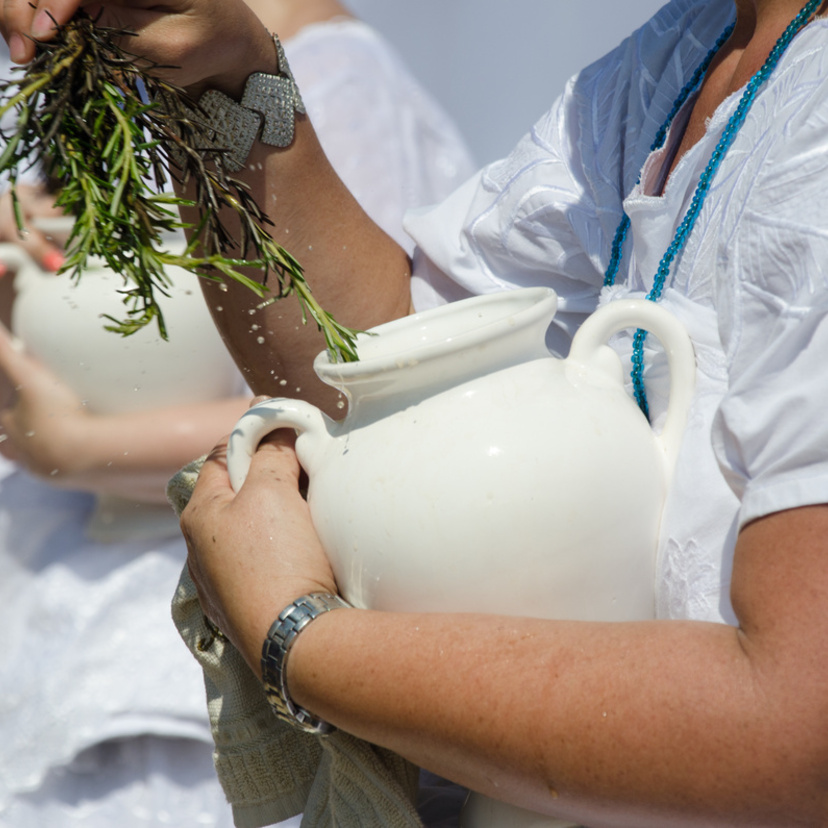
408, 0, 828, 624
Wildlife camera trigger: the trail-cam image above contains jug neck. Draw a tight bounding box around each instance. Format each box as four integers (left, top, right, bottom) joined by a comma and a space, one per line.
315, 288, 558, 413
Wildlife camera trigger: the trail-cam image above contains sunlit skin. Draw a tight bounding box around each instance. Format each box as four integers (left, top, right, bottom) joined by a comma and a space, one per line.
2, 1, 827, 824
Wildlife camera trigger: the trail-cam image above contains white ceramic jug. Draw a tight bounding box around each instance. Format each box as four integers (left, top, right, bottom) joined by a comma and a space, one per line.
227, 286, 696, 828
0, 240, 240, 540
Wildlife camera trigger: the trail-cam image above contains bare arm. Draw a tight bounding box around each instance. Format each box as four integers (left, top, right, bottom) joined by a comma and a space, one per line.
187, 117, 412, 407
183, 433, 828, 828
0, 322, 253, 500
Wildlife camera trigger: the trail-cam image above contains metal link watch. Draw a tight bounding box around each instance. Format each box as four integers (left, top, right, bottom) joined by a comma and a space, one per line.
160, 33, 306, 173
261, 592, 351, 734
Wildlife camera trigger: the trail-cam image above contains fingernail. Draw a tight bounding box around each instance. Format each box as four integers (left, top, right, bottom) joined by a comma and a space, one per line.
8, 33, 27, 64
42, 250, 65, 272
0, 263, 7, 279
31, 10, 55, 39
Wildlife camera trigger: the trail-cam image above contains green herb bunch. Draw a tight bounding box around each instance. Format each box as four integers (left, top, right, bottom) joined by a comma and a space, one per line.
0, 12, 359, 361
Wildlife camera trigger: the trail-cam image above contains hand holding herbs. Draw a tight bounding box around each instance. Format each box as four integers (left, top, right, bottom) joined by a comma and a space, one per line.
0, 13, 359, 361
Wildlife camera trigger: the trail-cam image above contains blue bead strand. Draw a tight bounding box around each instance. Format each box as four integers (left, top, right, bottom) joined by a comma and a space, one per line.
603, 23, 735, 291
603, 0, 820, 419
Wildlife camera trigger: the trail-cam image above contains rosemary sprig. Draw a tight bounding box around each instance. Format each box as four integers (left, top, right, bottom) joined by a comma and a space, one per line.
0, 12, 359, 361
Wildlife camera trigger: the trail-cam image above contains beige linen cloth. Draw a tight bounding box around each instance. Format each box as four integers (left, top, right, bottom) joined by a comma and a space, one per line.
167, 457, 423, 828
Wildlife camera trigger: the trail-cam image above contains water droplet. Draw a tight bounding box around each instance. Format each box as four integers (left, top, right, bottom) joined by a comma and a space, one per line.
218, 283, 229, 292
25, 430, 35, 437
279, 379, 287, 386
257, 336, 265, 344
251, 324, 260, 331
50, 469, 59, 476
336, 400, 345, 409
215, 306, 223, 312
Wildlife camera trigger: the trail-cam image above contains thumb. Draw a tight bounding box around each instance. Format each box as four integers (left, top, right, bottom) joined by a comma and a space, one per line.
242, 428, 302, 492
0, 321, 29, 386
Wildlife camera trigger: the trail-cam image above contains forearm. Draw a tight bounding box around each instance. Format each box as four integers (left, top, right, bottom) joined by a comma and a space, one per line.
280, 507, 828, 827
180, 61, 412, 408
288, 610, 815, 828
38, 396, 252, 501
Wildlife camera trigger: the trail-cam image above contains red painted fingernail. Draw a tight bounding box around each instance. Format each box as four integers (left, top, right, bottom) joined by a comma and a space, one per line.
42, 250, 65, 272
0, 263, 8, 278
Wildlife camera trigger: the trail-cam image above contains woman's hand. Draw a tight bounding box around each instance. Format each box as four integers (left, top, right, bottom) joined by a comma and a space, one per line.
0, 320, 93, 477
182, 427, 338, 670
1, 0, 275, 98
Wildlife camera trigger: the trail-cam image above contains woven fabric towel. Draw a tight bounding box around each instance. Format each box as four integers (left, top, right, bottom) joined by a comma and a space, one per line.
168, 457, 423, 828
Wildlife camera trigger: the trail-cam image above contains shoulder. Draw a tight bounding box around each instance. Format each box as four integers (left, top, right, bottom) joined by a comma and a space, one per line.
561, 0, 734, 197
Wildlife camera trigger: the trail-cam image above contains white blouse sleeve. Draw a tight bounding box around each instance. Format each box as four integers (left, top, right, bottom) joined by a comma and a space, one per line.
713, 52, 828, 528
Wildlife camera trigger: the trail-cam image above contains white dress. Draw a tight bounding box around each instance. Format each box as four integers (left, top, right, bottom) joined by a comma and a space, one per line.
409, 0, 828, 630
0, 18, 475, 828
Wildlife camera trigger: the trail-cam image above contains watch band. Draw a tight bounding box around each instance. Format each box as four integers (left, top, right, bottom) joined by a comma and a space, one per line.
165, 33, 306, 173
261, 592, 351, 734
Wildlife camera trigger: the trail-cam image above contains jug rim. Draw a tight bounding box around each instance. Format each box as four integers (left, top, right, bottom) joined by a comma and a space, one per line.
314, 286, 557, 380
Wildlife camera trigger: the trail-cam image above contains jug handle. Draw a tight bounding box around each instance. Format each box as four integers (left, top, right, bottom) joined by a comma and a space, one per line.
567, 299, 696, 478
227, 397, 334, 492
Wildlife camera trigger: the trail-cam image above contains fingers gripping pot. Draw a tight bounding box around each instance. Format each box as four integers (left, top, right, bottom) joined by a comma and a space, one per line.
228, 287, 695, 622
227, 288, 695, 828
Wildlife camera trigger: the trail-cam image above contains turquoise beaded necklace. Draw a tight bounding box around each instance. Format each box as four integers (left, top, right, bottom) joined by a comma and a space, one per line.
603, 0, 821, 419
